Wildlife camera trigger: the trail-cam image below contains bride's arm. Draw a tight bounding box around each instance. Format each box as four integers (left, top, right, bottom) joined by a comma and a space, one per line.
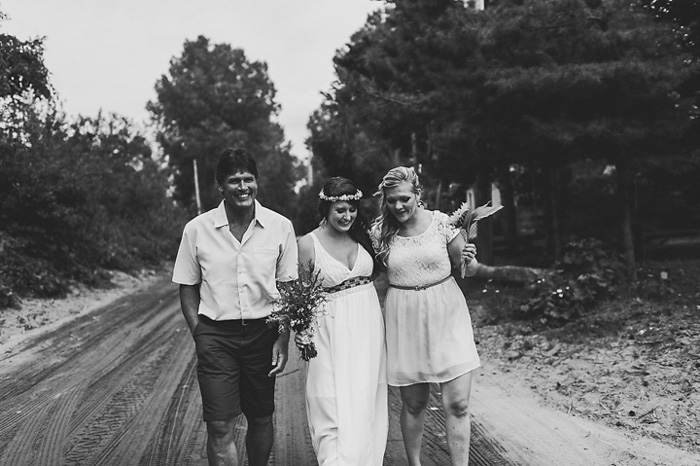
297, 234, 315, 271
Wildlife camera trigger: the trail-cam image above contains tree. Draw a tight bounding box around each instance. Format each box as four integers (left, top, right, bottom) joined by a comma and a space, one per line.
639, 0, 700, 55
476, 0, 696, 278
0, 12, 51, 139
0, 19, 49, 101
0, 11, 187, 308
1, 102, 187, 305
148, 35, 300, 217
638, 0, 700, 233
309, 1, 507, 264
310, 0, 697, 277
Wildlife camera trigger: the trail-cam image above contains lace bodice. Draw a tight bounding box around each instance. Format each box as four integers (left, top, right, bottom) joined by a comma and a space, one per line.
372, 211, 459, 287
310, 233, 374, 288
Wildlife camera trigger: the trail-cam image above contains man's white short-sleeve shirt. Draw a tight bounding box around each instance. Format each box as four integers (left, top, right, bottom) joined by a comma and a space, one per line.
172, 200, 298, 320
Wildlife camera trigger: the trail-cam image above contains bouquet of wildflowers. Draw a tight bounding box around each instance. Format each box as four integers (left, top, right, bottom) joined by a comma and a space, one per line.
266, 262, 328, 361
448, 201, 503, 278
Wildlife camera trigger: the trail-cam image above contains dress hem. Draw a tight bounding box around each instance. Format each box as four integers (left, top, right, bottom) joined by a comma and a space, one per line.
387, 362, 481, 387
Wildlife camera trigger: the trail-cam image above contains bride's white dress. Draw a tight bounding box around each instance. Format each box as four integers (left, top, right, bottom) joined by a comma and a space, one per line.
304, 232, 388, 466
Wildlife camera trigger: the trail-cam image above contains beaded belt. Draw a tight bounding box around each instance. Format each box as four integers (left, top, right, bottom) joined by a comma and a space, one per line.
324, 276, 372, 294
389, 274, 452, 291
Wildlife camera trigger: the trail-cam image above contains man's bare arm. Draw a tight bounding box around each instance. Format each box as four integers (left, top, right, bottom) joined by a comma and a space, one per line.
179, 284, 200, 337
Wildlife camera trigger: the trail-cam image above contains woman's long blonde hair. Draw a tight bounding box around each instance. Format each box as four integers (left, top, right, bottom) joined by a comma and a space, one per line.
372, 166, 421, 266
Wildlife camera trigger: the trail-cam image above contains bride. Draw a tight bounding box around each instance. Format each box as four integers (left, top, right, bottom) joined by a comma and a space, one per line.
296, 176, 388, 465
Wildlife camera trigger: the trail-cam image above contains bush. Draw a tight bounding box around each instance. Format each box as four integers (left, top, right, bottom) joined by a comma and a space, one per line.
0, 235, 70, 298
518, 237, 626, 324
0, 109, 188, 309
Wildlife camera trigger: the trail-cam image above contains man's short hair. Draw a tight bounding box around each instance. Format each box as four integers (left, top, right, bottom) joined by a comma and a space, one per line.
215, 147, 259, 185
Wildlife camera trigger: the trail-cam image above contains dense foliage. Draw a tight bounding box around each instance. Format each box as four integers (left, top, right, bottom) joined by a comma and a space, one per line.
0, 26, 49, 101
518, 238, 626, 324
640, 0, 700, 56
637, 0, 700, 233
0, 15, 188, 308
0, 106, 187, 306
148, 36, 301, 218
308, 0, 699, 274
2, 2, 699, 322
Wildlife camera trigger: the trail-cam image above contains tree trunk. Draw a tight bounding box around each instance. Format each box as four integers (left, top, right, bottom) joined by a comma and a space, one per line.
434, 178, 442, 211
617, 162, 638, 281
411, 132, 418, 167
498, 163, 518, 242
632, 176, 644, 265
543, 164, 562, 260
475, 171, 494, 265
391, 148, 401, 166
193, 158, 202, 215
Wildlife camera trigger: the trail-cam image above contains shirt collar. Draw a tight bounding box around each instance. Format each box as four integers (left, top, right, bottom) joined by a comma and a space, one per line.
213, 200, 268, 229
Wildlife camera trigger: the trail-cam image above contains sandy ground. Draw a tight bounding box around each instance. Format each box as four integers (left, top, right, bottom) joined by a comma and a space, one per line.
2, 270, 699, 465
0, 269, 163, 355
471, 295, 700, 454
470, 359, 700, 466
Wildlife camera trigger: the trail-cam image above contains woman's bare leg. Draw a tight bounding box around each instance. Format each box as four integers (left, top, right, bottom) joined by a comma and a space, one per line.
399, 383, 431, 466
440, 372, 474, 465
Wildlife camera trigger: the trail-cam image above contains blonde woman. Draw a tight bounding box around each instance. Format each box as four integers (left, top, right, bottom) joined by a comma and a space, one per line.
371, 166, 479, 466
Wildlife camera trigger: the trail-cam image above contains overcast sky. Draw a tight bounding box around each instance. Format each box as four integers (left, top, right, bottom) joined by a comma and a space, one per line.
1, 0, 381, 159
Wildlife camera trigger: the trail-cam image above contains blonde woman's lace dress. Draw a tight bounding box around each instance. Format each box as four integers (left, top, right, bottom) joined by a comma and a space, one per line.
304, 232, 388, 466
373, 211, 480, 386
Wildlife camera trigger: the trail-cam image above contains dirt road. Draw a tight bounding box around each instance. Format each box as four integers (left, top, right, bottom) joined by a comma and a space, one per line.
4, 275, 696, 465
0, 277, 515, 465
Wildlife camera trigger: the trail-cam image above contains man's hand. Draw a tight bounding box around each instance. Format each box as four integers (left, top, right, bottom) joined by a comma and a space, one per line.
268, 331, 290, 377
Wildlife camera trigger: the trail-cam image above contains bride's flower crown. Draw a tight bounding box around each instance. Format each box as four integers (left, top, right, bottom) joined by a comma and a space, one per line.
318, 189, 363, 202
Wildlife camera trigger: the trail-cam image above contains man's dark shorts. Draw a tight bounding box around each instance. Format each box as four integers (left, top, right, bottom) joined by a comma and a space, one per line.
193, 315, 279, 421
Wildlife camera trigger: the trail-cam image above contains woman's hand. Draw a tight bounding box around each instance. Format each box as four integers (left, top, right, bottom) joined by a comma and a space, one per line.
294, 329, 313, 347
461, 243, 477, 265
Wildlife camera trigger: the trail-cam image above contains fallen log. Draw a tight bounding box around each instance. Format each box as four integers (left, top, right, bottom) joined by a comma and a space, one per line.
473, 264, 549, 285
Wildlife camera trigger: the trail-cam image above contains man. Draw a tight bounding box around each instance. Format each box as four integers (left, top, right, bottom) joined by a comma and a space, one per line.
172, 147, 298, 466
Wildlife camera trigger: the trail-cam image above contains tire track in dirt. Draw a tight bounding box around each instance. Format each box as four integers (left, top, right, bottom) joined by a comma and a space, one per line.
383, 385, 516, 466
384, 385, 449, 465
64, 347, 176, 465
0, 278, 189, 466
0, 396, 52, 465
90, 342, 194, 466
68, 316, 195, 464
138, 356, 200, 466
0, 274, 315, 466
0, 277, 514, 465
36, 382, 88, 466
268, 354, 316, 465
0, 285, 177, 413
65, 308, 186, 427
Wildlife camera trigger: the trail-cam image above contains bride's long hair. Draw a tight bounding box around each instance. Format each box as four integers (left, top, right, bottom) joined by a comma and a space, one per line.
372, 166, 421, 267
